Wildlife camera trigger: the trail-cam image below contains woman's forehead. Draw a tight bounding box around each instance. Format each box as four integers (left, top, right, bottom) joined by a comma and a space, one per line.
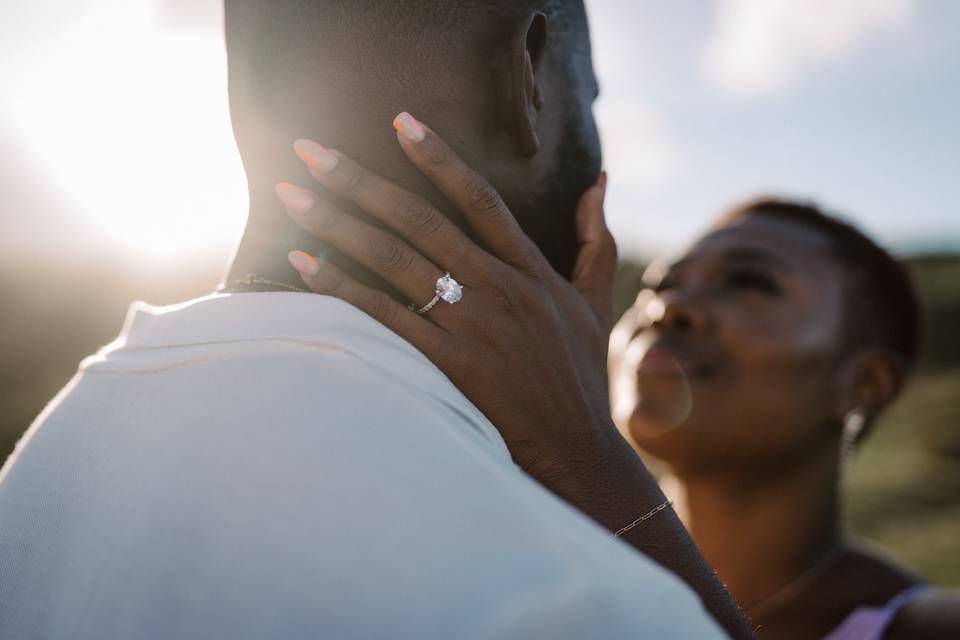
683, 215, 836, 271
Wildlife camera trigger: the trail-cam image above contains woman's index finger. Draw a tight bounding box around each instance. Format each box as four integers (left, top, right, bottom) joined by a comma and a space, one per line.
293, 137, 473, 271
393, 112, 542, 274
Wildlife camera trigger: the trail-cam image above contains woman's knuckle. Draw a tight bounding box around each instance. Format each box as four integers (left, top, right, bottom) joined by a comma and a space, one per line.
424, 143, 453, 171
499, 288, 525, 316
337, 166, 366, 197
395, 198, 442, 235
366, 292, 396, 325
371, 236, 412, 273
314, 204, 339, 231
487, 270, 526, 314
319, 268, 346, 294
462, 175, 501, 214
444, 234, 473, 266
512, 244, 545, 280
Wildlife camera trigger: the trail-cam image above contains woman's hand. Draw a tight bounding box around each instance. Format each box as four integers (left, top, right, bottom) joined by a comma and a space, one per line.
277, 112, 621, 488
276, 112, 756, 638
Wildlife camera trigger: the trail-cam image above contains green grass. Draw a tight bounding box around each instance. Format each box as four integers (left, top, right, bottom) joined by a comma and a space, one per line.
845, 368, 960, 586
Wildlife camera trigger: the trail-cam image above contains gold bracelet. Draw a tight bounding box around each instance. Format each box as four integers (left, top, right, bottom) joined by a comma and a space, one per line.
612, 500, 674, 538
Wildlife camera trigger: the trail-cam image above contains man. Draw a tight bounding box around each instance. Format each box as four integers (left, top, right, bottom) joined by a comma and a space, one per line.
0, 2, 727, 637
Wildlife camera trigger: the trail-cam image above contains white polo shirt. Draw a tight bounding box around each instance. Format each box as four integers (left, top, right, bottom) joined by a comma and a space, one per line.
0, 292, 724, 639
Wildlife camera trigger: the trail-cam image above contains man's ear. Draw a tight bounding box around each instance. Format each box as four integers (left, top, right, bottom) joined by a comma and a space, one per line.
510, 11, 547, 158
833, 348, 906, 427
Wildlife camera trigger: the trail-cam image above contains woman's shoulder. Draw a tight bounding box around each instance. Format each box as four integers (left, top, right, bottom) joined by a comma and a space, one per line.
839, 541, 959, 638
885, 589, 960, 639
761, 542, 920, 638
834, 540, 922, 603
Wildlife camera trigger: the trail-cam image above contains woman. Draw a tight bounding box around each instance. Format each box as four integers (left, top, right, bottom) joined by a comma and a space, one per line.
607, 199, 957, 638
275, 112, 957, 638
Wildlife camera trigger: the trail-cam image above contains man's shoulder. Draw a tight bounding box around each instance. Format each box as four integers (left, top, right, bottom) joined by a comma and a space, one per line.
0, 296, 724, 639
13, 291, 510, 471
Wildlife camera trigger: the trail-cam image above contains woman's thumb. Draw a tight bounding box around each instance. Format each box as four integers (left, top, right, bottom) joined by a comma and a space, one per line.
571, 171, 617, 324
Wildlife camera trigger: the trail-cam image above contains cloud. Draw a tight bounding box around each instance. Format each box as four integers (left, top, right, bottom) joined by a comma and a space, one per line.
596, 97, 680, 192
703, 0, 916, 97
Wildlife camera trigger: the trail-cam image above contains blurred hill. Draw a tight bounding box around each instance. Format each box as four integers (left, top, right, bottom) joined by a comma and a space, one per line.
1, 251, 958, 585
0, 251, 225, 463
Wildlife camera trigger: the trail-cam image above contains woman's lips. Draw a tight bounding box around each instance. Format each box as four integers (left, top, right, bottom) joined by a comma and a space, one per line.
634, 343, 716, 380
636, 347, 686, 376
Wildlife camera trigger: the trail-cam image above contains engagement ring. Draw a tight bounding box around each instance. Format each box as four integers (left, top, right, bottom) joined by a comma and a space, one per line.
409, 272, 462, 314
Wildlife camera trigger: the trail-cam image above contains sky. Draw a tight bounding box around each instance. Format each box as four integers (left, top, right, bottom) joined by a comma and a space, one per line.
589, 0, 960, 257
0, 0, 957, 266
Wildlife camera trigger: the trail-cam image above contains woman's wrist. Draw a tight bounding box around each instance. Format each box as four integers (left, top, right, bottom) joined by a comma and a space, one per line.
539, 422, 756, 639
528, 417, 667, 532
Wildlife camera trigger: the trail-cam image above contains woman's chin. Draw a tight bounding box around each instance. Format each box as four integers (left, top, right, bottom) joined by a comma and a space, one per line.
616, 389, 697, 459
634, 373, 692, 425
623, 418, 693, 469
630, 410, 686, 441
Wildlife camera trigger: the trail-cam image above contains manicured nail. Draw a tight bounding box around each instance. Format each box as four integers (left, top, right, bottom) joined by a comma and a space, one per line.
393, 112, 426, 142
275, 182, 315, 213
293, 139, 339, 172
288, 250, 320, 276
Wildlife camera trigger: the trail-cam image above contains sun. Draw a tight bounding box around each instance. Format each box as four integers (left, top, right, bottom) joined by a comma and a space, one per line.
3, 1, 248, 261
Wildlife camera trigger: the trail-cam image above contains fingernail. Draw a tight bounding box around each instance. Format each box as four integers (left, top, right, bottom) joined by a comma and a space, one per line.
293, 139, 339, 172
288, 250, 320, 276
275, 182, 315, 213
393, 112, 426, 142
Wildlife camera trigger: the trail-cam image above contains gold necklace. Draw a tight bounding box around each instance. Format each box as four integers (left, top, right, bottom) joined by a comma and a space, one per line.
217, 273, 309, 295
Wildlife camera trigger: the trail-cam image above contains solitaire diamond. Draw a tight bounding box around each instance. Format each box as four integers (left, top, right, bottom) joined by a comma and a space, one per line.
436, 273, 463, 304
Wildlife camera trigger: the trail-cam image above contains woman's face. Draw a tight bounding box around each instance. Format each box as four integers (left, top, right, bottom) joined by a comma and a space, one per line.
609, 215, 849, 474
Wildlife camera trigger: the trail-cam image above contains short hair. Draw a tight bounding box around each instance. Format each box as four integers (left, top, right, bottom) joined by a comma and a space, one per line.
719, 199, 921, 373
222, 0, 589, 228
223, 1, 583, 128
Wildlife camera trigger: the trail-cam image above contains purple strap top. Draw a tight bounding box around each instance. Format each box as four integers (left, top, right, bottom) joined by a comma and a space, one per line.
822, 584, 930, 640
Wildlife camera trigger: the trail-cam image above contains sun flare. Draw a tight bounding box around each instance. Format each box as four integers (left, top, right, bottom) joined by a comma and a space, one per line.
4, 1, 247, 261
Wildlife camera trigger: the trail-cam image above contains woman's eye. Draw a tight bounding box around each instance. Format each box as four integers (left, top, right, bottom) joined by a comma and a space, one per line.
725, 269, 781, 295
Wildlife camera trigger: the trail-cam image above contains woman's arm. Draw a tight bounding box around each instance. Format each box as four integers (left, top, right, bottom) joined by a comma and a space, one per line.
277, 112, 755, 639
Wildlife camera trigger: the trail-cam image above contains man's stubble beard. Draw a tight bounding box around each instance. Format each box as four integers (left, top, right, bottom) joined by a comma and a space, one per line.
511, 115, 602, 281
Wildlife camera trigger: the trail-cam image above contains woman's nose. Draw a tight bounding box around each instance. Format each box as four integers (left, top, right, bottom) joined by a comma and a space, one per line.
650, 290, 707, 333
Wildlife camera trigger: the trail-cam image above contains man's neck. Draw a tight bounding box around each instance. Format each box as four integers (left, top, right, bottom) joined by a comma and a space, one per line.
225, 202, 404, 298
225, 217, 311, 291
666, 442, 843, 615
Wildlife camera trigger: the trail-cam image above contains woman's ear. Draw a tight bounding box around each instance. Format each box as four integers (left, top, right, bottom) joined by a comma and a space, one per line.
833, 348, 906, 428
510, 11, 547, 158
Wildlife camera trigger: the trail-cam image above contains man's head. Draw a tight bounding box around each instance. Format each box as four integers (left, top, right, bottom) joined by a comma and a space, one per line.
224, 0, 600, 278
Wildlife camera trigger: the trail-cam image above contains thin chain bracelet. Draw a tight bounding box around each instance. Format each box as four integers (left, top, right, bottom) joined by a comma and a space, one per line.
612, 500, 674, 538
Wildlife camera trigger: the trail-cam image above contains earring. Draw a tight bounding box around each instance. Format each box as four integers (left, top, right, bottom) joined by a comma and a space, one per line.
840, 409, 866, 475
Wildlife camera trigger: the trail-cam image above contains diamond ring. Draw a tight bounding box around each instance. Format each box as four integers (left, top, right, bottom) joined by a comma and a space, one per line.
409, 272, 463, 314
